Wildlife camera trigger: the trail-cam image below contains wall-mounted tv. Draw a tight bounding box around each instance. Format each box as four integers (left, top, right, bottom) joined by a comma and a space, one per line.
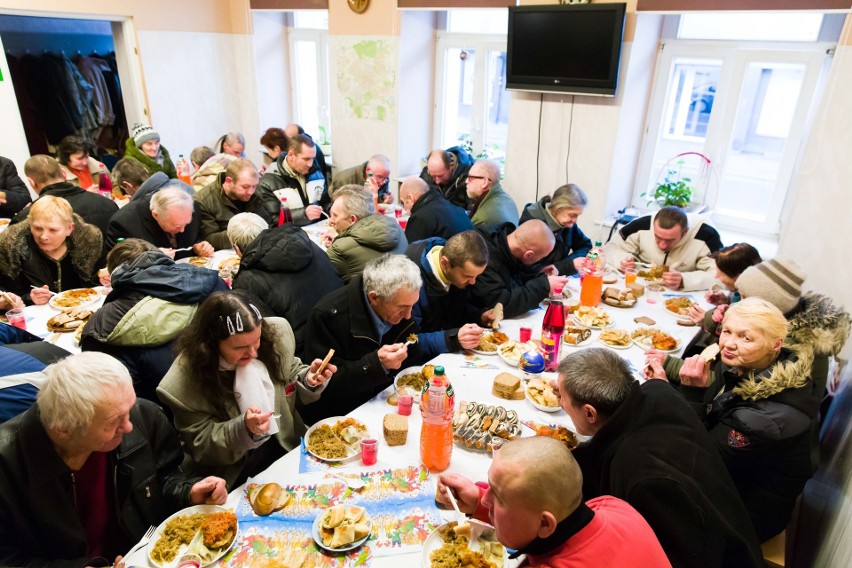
506, 3, 627, 97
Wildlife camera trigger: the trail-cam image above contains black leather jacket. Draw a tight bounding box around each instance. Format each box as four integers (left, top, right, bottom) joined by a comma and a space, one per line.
0, 399, 199, 567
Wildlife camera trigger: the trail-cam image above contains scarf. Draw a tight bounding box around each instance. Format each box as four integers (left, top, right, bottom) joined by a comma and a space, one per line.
510, 502, 595, 560
222, 357, 279, 437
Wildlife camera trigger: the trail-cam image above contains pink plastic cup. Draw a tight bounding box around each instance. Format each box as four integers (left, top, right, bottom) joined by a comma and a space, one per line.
398, 395, 413, 416
5, 308, 26, 330
519, 327, 532, 343
361, 439, 378, 466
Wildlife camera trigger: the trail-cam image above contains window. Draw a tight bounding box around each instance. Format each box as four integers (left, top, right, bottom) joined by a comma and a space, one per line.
288, 11, 330, 144
434, 10, 508, 166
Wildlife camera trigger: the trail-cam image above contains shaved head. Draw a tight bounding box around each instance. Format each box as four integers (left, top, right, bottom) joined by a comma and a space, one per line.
399, 176, 430, 212
508, 219, 556, 265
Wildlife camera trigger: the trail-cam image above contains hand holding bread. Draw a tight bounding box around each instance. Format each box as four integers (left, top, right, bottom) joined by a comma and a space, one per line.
678, 354, 712, 387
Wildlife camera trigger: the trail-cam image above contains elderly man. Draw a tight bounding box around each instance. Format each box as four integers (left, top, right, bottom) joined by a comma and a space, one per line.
466, 159, 518, 227
330, 154, 393, 203
0, 352, 227, 567
14, 154, 117, 236
605, 206, 723, 291
302, 254, 422, 423
0, 155, 31, 218
216, 132, 246, 157
437, 437, 671, 567
470, 220, 568, 318
326, 185, 407, 283
405, 230, 489, 357
194, 159, 276, 249
228, 212, 343, 355
420, 146, 475, 208
257, 134, 329, 226
106, 186, 213, 259
399, 176, 473, 243
553, 348, 764, 568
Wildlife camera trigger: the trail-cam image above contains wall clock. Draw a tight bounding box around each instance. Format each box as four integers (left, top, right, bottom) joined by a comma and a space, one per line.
348, 0, 369, 13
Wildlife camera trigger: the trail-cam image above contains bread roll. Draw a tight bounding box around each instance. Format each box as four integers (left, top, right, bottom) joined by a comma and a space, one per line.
250, 482, 288, 516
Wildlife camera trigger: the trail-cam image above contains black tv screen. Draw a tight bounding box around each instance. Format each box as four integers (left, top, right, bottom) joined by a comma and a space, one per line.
507, 3, 626, 97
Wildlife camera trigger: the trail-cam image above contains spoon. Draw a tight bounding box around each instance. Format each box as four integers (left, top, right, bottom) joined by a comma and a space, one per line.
329, 472, 366, 490
445, 486, 479, 547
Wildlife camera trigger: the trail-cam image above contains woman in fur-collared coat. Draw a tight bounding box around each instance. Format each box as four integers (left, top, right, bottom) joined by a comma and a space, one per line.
0, 195, 102, 305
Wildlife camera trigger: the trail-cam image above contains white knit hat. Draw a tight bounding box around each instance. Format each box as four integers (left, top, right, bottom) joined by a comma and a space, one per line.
131, 122, 160, 148
736, 257, 806, 314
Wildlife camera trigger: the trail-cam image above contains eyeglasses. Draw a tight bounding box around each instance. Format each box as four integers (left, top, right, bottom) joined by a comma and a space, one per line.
466, 175, 490, 182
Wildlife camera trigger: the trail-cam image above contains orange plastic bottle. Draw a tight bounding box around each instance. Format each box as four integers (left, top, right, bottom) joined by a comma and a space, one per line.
420, 366, 454, 472
176, 154, 193, 186
580, 271, 603, 306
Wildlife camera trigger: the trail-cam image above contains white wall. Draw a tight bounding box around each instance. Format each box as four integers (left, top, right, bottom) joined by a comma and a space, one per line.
252, 11, 292, 135
398, 11, 436, 180
0, 34, 34, 182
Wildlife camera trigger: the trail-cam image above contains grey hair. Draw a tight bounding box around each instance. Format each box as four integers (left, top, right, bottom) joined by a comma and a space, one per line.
38, 352, 133, 437
367, 154, 391, 172
549, 184, 589, 212
224, 132, 245, 146
475, 159, 501, 185
363, 254, 422, 300
228, 212, 269, 251
334, 184, 375, 219
557, 348, 633, 418
150, 186, 194, 214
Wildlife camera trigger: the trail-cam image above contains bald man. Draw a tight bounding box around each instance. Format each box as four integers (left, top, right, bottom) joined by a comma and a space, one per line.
466, 159, 519, 228
419, 146, 475, 209
470, 220, 567, 318
437, 437, 671, 567
399, 177, 473, 243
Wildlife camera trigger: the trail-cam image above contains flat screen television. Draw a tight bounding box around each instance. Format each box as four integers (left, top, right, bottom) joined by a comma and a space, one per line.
506, 3, 626, 97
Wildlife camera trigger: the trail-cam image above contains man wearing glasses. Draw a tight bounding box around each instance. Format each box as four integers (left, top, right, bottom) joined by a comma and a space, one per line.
466, 159, 519, 228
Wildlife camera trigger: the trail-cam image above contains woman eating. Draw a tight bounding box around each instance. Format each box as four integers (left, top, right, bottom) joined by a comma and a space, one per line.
157, 290, 336, 487
645, 298, 820, 542
0, 195, 102, 305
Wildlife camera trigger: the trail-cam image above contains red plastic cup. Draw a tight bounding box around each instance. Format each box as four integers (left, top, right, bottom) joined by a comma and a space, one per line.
361, 439, 378, 466
519, 327, 532, 343
394, 206, 403, 219
398, 395, 413, 416
5, 308, 26, 330
398, 217, 408, 230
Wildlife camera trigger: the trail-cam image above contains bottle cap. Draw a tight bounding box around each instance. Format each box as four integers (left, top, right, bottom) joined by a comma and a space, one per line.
434, 366, 445, 376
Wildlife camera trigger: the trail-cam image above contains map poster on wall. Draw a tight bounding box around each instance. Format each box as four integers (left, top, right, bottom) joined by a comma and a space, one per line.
332, 37, 398, 124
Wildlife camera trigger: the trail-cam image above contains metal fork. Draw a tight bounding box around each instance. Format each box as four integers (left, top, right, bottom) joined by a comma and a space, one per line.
124, 525, 156, 559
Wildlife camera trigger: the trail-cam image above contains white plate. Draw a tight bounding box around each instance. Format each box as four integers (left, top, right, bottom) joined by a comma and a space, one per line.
48, 288, 100, 310
311, 511, 371, 552
665, 307, 693, 322
569, 313, 613, 330
304, 417, 369, 462
525, 390, 562, 413
180, 256, 213, 269
469, 347, 498, 356
632, 335, 682, 353
496, 341, 534, 367
395, 366, 428, 403
420, 521, 507, 568
598, 338, 633, 350
147, 505, 237, 568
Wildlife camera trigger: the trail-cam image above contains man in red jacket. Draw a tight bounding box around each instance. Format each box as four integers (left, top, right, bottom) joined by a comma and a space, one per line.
437, 436, 671, 568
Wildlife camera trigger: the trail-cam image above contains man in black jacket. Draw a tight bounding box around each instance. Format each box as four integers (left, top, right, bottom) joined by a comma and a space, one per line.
257, 134, 329, 226
14, 154, 117, 236
469, 220, 567, 319
420, 146, 475, 208
400, 177, 473, 243
555, 348, 764, 568
301, 254, 422, 424
0, 155, 31, 218
0, 352, 227, 567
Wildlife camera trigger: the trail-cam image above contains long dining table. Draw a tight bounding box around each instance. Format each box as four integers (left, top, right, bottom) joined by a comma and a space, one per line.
121, 270, 711, 568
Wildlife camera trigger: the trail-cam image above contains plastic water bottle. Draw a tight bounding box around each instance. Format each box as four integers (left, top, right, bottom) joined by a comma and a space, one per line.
420, 366, 454, 472
541, 287, 565, 371
97, 164, 113, 198
176, 154, 192, 185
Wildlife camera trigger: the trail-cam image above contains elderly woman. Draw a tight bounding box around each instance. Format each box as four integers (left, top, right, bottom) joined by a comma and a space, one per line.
688, 242, 762, 328
0, 195, 102, 305
519, 183, 592, 276
0, 352, 226, 567
645, 297, 821, 542
157, 290, 336, 487
124, 122, 177, 178
56, 134, 107, 192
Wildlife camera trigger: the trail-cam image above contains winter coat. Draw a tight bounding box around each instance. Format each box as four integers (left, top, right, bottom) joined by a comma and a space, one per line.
327, 214, 408, 283
572, 380, 764, 568
257, 155, 329, 226
11, 181, 117, 237
405, 238, 480, 356
667, 347, 822, 541
0, 399, 201, 567
0, 156, 32, 218
232, 224, 343, 356
158, 317, 323, 487
0, 214, 101, 304
105, 194, 202, 257
191, 153, 236, 192
80, 251, 228, 402
405, 188, 474, 244
59, 156, 106, 190
520, 196, 593, 276
193, 172, 277, 250
604, 211, 723, 291
329, 161, 391, 202
131, 172, 194, 203
123, 138, 177, 179
301, 275, 420, 424
0, 332, 69, 425
469, 182, 519, 228
419, 145, 475, 208
469, 222, 550, 318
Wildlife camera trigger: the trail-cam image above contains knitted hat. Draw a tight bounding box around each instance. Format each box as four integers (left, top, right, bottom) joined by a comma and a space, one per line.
131, 122, 160, 148
736, 257, 806, 314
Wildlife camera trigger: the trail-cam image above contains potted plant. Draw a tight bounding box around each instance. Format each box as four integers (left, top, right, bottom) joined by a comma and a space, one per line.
643, 162, 693, 208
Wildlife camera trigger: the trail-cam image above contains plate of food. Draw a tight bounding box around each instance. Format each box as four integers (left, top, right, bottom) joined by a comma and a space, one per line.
48, 287, 100, 310
470, 330, 510, 355
395, 364, 434, 403
312, 504, 372, 552
304, 417, 370, 462
665, 296, 695, 321
598, 329, 632, 349
631, 327, 681, 352
522, 421, 580, 450
570, 305, 613, 329
497, 340, 536, 367
148, 505, 238, 568
186, 256, 211, 268
601, 287, 637, 308
453, 401, 521, 454
46, 306, 93, 333
421, 520, 506, 568
562, 325, 593, 347
525, 378, 561, 413
218, 256, 240, 279
638, 264, 666, 281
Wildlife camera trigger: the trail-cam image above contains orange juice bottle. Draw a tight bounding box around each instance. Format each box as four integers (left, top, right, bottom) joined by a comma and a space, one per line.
580, 270, 603, 307
420, 366, 454, 472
